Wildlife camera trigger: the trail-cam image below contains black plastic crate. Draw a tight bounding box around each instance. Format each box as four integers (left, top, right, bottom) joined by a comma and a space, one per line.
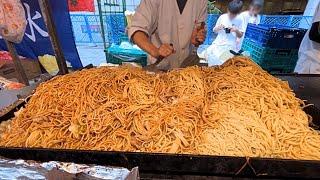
244, 24, 307, 49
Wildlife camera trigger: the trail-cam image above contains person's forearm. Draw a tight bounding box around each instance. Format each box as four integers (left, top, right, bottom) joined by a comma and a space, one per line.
235, 29, 243, 38
213, 27, 220, 33
132, 31, 159, 58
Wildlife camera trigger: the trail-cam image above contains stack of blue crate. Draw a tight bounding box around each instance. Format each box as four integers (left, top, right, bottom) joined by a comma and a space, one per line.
105, 14, 126, 45
242, 24, 307, 73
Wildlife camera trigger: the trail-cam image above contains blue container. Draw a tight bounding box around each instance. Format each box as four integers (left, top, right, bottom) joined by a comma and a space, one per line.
204, 14, 220, 45
244, 24, 307, 49
105, 45, 148, 67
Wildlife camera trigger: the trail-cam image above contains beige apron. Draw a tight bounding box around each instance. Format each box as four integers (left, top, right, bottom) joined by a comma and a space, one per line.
128, 0, 207, 70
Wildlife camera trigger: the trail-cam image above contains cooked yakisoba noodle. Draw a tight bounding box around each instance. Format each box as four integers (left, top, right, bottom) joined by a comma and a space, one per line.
1, 57, 319, 160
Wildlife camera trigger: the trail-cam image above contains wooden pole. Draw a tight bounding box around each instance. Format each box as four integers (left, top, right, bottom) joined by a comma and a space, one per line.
38, 0, 68, 75
5, 40, 29, 86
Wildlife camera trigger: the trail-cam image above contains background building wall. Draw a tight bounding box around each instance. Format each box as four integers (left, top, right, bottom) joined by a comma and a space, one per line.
214, 0, 308, 14
70, 0, 309, 15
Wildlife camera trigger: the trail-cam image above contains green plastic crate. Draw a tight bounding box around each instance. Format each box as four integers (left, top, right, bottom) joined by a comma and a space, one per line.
242, 38, 298, 73
105, 45, 148, 67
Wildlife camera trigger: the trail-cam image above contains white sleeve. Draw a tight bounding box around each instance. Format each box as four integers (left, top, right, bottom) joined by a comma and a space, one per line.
257, 15, 262, 24
214, 16, 223, 30
313, 3, 320, 23
239, 13, 247, 32
127, 0, 158, 39
237, 16, 246, 33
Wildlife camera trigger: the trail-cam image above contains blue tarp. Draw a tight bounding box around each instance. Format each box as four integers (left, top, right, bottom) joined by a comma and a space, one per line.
0, 0, 83, 69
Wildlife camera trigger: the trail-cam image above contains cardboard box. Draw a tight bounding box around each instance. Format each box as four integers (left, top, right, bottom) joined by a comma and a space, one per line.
0, 59, 41, 80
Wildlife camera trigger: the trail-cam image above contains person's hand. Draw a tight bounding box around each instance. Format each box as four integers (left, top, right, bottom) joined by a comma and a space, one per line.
191, 26, 207, 46
150, 44, 174, 63
230, 26, 239, 33
216, 24, 225, 31
192, 23, 207, 46
158, 43, 174, 57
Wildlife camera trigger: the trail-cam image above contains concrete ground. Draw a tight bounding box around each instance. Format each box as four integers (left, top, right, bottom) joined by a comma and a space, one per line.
76, 43, 212, 67
76, 44, 106, 67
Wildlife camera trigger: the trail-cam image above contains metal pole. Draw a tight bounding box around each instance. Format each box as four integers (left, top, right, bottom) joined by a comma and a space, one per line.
5, 40, 29, 86
98, 0, 107, 50
122, 0, 127, 27
38, 0, 68, 75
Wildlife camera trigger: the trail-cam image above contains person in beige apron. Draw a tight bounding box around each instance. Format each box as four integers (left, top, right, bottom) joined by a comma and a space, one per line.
127, 0, 207, 70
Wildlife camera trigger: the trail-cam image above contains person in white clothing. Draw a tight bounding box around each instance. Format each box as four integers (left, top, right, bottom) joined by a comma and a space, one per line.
202, 0, 244, 66
240, 0, 263, 31
238, 0, 264, 48
128, 0, 207, 70
295, 2, 320, 74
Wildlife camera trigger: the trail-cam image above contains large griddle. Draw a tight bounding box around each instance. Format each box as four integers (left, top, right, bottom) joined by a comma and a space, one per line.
0, 74, 319, 178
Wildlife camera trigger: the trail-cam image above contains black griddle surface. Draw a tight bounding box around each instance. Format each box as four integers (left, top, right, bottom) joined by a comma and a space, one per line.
277, 75, 320, 108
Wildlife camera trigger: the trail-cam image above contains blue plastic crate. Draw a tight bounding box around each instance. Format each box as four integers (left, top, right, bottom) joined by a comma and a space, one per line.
204, 14, 220, 45
244, 24, 307, 49
242, 38, 298, 73
105, 14, 126, 45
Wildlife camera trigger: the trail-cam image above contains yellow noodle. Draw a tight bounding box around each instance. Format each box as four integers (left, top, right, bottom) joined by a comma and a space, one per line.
0, 57, 319, 160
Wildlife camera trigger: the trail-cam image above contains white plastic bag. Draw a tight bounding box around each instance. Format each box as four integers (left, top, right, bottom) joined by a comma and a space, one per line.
0, 0, 27, 43
200, 43, 234, 66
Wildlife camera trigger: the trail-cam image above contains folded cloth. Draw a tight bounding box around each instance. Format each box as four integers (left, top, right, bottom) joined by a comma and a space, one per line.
200, 44, 234, 66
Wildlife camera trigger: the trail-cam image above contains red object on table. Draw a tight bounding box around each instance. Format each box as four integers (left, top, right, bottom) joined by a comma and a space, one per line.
0, 51, 12, 68
0, 76, 25, 90
68, 0, 95, 12
0, 51, 12, 61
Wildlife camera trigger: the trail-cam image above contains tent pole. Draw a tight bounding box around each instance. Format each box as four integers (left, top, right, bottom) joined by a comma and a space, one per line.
5, 40, 29, 86
38, 0, 68, 75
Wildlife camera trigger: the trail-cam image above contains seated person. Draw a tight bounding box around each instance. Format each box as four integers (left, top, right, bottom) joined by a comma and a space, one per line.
238, 0, 264, 48
201, 0, 244, 66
